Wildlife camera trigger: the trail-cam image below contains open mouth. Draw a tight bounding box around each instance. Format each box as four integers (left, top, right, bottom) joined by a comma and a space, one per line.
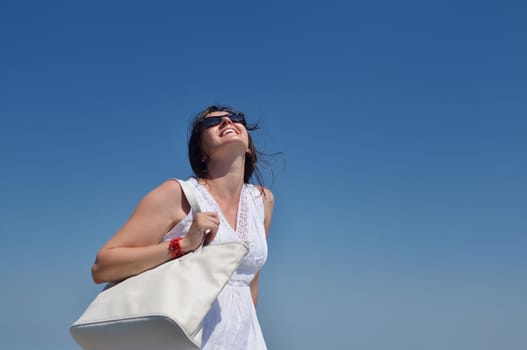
221, 128, 237, 136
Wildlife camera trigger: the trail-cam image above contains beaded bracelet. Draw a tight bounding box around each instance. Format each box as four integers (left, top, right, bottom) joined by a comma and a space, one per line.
168, 237, 185, 259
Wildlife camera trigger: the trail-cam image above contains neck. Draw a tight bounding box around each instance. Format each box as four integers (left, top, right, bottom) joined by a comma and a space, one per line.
202, 153, 245, 200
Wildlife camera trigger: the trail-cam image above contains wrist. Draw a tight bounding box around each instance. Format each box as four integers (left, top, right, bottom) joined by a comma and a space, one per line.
168, 237, 185, 259
179, 235, 198, 253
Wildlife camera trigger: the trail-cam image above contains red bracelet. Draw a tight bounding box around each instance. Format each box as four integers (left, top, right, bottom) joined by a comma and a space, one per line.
168, 237, 185, 259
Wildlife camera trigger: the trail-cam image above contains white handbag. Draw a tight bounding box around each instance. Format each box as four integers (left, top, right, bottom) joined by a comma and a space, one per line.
70, 179, 248, 350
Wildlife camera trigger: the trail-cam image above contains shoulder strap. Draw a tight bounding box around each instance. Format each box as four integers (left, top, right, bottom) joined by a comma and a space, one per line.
174, 178, 202, 214
174, 178, 209, 252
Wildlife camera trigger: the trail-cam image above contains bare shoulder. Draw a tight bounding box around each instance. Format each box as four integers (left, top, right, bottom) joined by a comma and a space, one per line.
159, 178, 185, 197
100, 179, 188, 250
144, 179, 183, 205
158, 178, 191, 214
256, 185, 275, 207
134, 179, 188, 220
256, 186, 275, 236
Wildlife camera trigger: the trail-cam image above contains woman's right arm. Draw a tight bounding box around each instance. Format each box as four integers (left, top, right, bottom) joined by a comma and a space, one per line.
92, 179, 220, 284
91, 180, 186, 284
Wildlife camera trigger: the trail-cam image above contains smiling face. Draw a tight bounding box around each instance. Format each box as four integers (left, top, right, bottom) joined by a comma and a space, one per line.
188, 105, 259, 182
200, 111, 250, 157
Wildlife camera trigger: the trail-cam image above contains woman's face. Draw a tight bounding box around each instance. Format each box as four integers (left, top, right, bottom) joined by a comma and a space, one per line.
200, 111, 250, 159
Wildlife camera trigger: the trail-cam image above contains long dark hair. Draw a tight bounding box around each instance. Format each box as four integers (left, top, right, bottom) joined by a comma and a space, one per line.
188, 104, 265, 186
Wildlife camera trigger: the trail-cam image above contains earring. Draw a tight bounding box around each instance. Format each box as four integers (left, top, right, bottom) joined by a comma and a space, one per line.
200, 154, 209, 171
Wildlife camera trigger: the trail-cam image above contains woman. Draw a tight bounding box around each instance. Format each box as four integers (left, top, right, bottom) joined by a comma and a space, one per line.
91, 105, 274, 349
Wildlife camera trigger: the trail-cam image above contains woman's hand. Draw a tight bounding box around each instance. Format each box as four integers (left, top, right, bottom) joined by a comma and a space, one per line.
181, 212, 220, 252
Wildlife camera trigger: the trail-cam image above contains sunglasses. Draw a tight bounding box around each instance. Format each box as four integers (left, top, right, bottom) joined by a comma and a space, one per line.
200, 113, 246, 128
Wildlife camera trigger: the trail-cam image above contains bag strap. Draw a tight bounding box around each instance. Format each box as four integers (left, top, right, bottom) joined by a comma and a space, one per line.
175, 178, 202, 214
174, 178, 209, 252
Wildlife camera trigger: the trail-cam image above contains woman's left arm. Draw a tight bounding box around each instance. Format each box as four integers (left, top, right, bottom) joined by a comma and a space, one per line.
250, 187, 275, 307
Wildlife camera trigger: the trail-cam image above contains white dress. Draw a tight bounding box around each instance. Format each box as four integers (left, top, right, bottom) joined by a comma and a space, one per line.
163, 178, 268, 350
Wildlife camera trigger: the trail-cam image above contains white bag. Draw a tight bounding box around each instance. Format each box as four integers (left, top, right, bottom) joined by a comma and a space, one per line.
70, 179, 248, 350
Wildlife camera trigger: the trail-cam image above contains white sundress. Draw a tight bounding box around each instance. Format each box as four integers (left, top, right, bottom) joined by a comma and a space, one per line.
163, 178, 268, 350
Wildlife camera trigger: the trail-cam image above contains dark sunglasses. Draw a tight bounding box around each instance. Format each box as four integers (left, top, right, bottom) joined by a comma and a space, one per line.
200, 113, 246, 128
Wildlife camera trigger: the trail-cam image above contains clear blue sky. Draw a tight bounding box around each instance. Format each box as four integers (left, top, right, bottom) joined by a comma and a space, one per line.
1, 1, 526, 349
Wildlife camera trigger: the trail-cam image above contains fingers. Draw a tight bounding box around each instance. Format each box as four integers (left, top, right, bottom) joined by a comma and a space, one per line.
195, 212, 219, 235
186, 212, 219, 250
197, 212, 219, 245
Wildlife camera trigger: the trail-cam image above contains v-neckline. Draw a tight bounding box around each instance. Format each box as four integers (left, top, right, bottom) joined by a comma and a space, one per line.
197, 180, 245, 235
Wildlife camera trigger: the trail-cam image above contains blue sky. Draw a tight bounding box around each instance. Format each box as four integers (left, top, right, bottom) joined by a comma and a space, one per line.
1, 1, 526, 349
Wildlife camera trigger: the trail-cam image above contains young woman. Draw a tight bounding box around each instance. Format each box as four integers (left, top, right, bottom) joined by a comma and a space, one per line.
91, 105, 274, 349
